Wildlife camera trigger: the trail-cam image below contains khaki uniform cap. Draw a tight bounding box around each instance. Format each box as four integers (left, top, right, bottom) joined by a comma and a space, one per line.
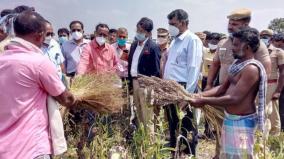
157, 28, 169, 36
260, 29, 274, 36
227, 8, 251, 20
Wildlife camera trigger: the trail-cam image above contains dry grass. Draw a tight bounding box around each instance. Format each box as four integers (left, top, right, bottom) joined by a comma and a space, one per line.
70, 73, 126, 114
137, 75, 224, 137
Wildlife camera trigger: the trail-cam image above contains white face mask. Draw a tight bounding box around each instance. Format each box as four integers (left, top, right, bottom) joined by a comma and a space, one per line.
157, 37, 168, 45
44, 36, 52, 45
95, 36, 106, 46
168, 25, 179, 37
208, 43, 218, 50
260, 38, 270, 46
72, 31, 83, 40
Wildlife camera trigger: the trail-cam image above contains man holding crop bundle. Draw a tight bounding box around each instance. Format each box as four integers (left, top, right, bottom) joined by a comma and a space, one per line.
0, 11, 77, 159
163, 9, 203, 157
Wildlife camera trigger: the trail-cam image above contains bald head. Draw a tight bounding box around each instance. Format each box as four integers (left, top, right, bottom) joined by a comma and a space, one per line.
14, 11, 46, 36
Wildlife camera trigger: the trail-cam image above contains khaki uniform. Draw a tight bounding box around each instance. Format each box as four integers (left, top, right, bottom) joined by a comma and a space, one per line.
266, 45, 284, 136
214, 38, 270, 84
202, 48, 215, 77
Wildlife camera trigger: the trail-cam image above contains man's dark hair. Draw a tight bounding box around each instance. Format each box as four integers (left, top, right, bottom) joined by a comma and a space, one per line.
58, 28, 69, 35
136, 17, 153, 33
272, 33, 284, 42
14, 11, 46, 36
210, 32, 222, 41
109, 28, 117, 34
233, 27, 260, 53
203, 30, 211, 40
95, 23, 109, 31
69, 20, 84, 30
167, 9, 189, 25
0, 9, 14, 17
14, 5, 34, 13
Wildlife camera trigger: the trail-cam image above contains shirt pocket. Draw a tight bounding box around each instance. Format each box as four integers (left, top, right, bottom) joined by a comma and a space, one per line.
175, 49, 188, 66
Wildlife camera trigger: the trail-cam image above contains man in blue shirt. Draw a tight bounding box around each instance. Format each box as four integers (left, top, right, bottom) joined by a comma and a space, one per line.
163, 9, 203, 156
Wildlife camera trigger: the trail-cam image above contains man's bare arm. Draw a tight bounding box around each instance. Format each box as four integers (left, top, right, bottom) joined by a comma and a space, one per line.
191, 65, 260, 107
201, 78, 230, 97
54, 90, 76, 107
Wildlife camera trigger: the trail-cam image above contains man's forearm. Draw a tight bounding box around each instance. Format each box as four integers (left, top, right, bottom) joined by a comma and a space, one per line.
200, 95, 237, 107
200, 85, 221, 97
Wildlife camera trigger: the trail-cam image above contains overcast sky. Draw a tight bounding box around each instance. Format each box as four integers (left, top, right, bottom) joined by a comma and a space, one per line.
1, 0, 284, 39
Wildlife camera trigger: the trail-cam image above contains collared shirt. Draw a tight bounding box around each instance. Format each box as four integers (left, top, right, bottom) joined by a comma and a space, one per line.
77, 40, 118, 74
0, 37, 65, 159
41, 39, 65, 79
130, 39, 148, 77
164, 30, 203, 93
268, 44, 284, 80
112, 42, 131, 77
214, 38, 270, 84
61, 39, 90, 74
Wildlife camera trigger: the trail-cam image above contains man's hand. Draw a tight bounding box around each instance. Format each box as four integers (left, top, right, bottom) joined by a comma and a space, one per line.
179, 101, 189, 111
272, 92, 281, 100
204, 84, 213, 91
188, 97, 205, 108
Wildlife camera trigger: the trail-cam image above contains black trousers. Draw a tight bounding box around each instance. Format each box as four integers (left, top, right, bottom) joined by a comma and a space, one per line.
165, 83, 198, 155
279, 88, 284, 131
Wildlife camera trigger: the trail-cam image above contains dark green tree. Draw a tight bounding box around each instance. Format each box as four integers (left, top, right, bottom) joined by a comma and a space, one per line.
268, 18, 284, 33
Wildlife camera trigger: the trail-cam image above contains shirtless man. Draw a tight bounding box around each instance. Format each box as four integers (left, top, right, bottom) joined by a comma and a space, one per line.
189, 28, 266, 158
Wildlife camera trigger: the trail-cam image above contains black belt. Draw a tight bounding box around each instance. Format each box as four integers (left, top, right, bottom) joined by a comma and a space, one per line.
66, 72, 76, 77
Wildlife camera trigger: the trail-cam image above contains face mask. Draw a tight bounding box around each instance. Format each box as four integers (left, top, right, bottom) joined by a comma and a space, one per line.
59, 36, 68, 45
117, 38, 127, 46
135, 32, 146, 42
96, 36, 106, 46
228, 33, 233, 38
208, 43, 218, 50
261, 38, 270, 46
157, 37, 168, 45
72, 31, 83, 40
168, 25, 179, 37
44, 36, 52, 45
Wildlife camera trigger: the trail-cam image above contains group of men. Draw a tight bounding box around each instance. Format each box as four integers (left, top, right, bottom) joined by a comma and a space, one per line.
0, 5, 284, 159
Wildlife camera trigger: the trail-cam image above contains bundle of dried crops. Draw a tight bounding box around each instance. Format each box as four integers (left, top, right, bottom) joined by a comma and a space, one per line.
137, 75, 224, 136
70, 73, 126, 113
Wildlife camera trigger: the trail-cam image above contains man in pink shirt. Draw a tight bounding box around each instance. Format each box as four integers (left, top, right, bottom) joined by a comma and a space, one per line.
77, 23, 118, 75
0, 11, 76, 159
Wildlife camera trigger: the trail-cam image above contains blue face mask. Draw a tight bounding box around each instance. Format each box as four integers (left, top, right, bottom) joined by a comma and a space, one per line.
59, 36, 68, 45
117, 38, 127, 46
135, 32, 146, 42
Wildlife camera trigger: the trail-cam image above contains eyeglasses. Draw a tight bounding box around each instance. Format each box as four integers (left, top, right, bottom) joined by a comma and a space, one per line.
46, 32, 54, 37
71, 29, 82, 32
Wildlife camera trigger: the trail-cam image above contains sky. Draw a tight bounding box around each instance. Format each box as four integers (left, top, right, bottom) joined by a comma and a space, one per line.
1, 0, 284, 39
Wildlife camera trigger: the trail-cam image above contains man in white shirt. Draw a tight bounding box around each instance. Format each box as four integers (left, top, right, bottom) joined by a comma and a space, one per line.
41, 21, 65, 80
163, 9, 203, 157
